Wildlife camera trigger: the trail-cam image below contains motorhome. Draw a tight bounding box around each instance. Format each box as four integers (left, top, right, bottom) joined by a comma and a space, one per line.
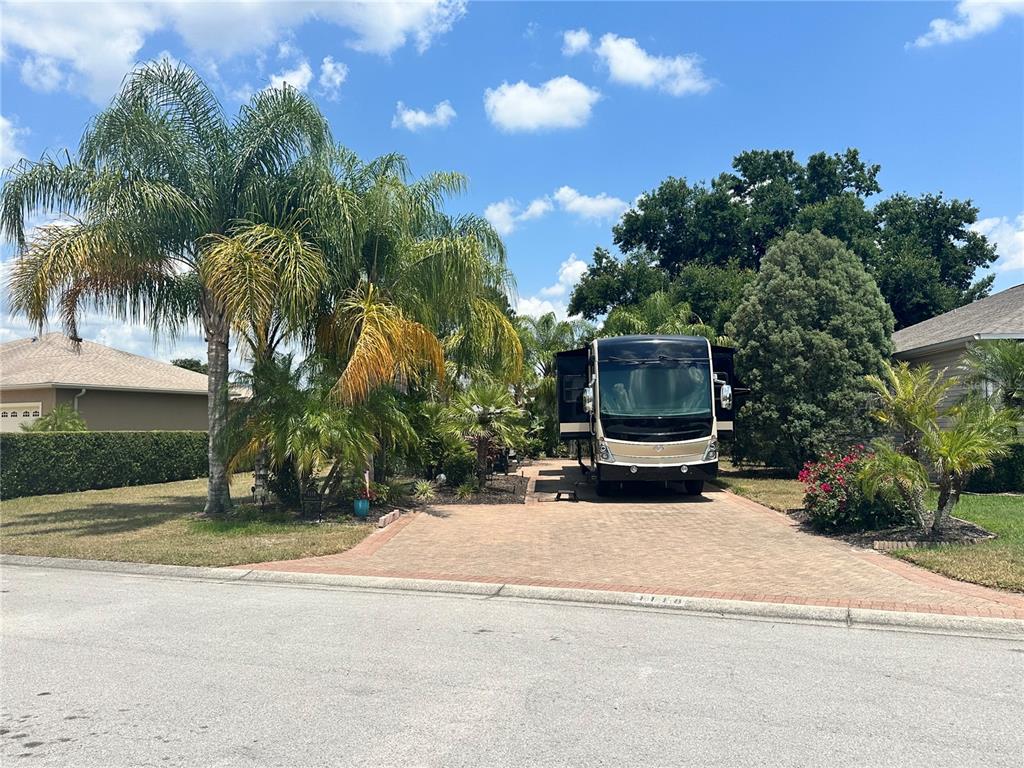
555, 335, 741, 496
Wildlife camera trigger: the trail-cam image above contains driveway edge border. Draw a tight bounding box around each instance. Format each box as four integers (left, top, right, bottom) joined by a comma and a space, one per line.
3, 553, 1021, 638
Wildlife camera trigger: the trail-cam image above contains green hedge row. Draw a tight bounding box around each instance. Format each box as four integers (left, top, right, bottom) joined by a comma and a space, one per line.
966, 442, 1024, 494
0, 431, 209, 498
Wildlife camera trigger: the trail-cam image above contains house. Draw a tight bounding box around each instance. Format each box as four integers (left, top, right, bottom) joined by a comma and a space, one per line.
0, 333, 209, 432
892, 283, 1024, 402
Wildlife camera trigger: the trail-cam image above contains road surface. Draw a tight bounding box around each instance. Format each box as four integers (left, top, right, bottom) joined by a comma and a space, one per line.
2, 565, 1022, 766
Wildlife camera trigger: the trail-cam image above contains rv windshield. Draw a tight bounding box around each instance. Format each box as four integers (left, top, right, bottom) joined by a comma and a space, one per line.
598, 359, 712, 418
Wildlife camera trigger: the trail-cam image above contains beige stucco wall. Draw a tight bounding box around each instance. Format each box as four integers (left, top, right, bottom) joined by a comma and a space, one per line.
53, 388, 208, 431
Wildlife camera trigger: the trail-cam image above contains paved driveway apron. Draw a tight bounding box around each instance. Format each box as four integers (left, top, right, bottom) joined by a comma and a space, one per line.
242, 460, 1024, 618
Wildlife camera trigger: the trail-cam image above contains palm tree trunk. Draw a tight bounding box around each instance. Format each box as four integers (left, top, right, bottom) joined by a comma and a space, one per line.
476, 437, 489, 486
204, 319, 233, 516
932, 475, 961, 536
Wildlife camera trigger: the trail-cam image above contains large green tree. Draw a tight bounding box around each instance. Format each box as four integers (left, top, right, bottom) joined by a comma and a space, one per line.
727, 231, 894, 472
871, 193, 996, 328
576, 147, 997, 332
2, 62, 337, 515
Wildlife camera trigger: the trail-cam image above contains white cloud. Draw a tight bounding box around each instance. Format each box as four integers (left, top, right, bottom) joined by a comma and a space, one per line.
1, 2, 162, 103
19, 55, 64, 92
540, 254, 589, 297
516, 295, 567, 320
1, 1, 467, 104
0, 115, 29, 168
318, 0, 467, 55
594, 33, 712, 96
562, 28, 592, 56
973, 213, 1024, 272
912, 0, 1024, 47
484, 197, 553, 235
392, 100, 457, 131
517, 253, 590, 319
484, 76, 600, 132
318, 56, 348, 99
268, 60, 314, 92
553, 186, 629, 221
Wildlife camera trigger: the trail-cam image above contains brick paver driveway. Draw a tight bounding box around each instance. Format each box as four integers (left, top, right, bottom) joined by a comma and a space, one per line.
242, 460, 1024, 619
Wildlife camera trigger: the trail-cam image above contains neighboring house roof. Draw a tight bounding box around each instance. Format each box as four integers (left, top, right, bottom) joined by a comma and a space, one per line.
892, 284, 1024, 357
0, 333, 209, 394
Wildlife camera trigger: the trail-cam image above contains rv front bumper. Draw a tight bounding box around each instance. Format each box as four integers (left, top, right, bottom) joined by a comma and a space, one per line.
598, 460, 719, 483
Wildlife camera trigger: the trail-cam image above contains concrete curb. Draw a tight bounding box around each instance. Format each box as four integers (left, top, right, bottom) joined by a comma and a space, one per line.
3, 554, 1022, 638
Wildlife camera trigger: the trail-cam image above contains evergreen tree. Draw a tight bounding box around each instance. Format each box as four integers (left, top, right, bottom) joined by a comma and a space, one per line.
727, 231, 894, 472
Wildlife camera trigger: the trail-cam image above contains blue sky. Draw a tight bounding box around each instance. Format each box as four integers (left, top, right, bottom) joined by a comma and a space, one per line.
2, 0, 1022, 360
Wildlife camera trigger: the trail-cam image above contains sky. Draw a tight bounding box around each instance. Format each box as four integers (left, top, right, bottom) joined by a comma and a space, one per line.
1, 0, 1022, 362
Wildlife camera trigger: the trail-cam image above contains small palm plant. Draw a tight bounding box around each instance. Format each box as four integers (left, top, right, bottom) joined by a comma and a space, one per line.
21, 404, 87, 432
861, 361, 1019, 534
441, 381, 525, 485
961, 339, 1024, 410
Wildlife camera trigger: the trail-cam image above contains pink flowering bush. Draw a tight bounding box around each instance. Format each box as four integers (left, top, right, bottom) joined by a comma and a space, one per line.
800, 446, 908, 531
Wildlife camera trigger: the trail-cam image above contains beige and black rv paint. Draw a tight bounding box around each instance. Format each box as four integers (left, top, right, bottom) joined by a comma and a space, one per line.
556, 335, 742, 496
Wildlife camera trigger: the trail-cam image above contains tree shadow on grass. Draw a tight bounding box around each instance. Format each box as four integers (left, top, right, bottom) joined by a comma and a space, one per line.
1, 493, 311, 539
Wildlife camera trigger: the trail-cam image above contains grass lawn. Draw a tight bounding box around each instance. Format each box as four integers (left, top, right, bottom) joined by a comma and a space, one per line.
893, 494, 1024, 593
713, 460, 804, 512
0, 475, 373, 567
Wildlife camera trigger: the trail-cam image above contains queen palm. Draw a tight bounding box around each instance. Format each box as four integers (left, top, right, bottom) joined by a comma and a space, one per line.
601, 291, 729, 343
2, 61, 337, 514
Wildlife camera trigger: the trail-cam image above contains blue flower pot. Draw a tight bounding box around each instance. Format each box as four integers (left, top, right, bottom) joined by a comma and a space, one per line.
353, 498, 370, 519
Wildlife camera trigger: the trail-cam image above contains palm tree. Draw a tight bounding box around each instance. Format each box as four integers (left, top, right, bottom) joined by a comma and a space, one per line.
601, 291, 730, 343
442, 381, 525, 485
862, 363, 1019, 533
22, 404, 87, 432
2, 62, 334, 515
961, 340, 1024, 410
227, 355, 416, 506
516, 312, 594, 453
864, 361, 955, 460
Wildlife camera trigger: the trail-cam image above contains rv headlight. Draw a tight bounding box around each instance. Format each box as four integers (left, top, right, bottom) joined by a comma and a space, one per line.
703, 438, 719, 462
598, 440, 614, 462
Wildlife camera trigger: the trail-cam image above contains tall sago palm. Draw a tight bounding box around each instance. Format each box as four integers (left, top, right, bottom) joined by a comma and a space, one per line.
1, 62, 334, 514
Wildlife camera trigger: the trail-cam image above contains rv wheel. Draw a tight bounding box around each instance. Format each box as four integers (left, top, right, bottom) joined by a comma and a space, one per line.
684, 480, 704, 496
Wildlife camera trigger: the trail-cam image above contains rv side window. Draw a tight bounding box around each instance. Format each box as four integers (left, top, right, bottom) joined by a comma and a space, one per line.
562, 375, 585, 403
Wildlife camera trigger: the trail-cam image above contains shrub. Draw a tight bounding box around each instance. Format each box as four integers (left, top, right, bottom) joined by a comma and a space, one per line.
0, 431, 208, 498
442, 447, 476, 486
966, 442, 1024, 493
800, 446, 909, 531
728, 231, 894, 473
267, 458, 301, 509
456, 481, 478, 500
412, 480, 437, 502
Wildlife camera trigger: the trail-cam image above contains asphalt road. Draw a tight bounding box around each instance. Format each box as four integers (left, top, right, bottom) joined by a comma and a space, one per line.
2, 565, 1022, 767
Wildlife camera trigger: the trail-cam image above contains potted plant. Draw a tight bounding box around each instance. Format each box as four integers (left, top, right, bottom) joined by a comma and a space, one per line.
353, 475, 374, 519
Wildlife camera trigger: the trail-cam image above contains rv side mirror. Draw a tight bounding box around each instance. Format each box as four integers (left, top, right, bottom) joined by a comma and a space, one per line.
582, 386, 594, 414
720, 383, 733, 411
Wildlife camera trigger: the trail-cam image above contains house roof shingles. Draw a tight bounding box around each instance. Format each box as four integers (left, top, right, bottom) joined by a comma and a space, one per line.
892, 284, 1024, 356
0, 332, 208, 394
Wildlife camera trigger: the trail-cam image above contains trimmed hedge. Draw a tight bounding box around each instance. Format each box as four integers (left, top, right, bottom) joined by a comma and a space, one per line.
966, 442, 1024, 494
1, 431, 208, 498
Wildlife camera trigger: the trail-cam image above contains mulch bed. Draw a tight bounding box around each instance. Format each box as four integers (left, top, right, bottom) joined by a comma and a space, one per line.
431, 474, 529, 505
784, 508, 996, 550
